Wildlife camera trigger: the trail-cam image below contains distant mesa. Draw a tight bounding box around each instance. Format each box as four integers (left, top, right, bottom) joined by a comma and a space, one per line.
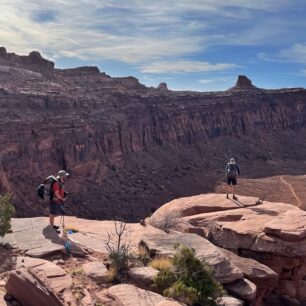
0, 46, 54, 72
157, 82, 168, 90
59, 66, 101, 76
228, 75, 260, 91
0, 47, 7, 57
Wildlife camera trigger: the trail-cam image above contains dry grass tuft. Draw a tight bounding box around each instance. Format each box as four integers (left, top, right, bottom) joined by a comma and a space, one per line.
107, 266, 118, 283
149, 256, 172, 271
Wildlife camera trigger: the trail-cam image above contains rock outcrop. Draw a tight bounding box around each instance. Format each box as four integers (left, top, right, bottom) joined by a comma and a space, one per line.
1, 47, 306, 221
157, 82, 168, 90
1, 194, 305, 305
5, 257, 74, 306
228, 75, 260, 91
95, 284, 184, 306
151, 193, 306, 304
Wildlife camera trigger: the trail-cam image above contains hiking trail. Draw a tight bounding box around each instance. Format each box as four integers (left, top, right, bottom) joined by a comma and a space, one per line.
280, 176, 302, 208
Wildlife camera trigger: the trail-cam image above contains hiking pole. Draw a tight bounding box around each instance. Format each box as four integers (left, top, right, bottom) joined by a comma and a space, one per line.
216, 175, 226, 184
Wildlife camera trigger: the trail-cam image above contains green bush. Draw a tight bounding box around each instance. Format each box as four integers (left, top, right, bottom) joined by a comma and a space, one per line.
164, 281, 198, 305
0, 194, 15, 237
153, 245, 223, 306
152, 269, 176, 291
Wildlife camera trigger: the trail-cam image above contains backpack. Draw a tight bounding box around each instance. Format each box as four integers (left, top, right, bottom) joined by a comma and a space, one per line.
37, 175, 57, 201
227, 163, 237, 178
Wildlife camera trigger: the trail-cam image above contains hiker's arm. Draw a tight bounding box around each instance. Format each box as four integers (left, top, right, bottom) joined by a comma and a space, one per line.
235, 165, 240, 175
54, 190, 66, 201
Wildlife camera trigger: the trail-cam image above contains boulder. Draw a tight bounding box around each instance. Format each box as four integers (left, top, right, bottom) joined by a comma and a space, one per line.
82, 261, 108, 283
128, 266, 159, 287
5, 269, 64, 306
6, 257, 74, 306
218, 296, 244, 306
96, 284, 175, 305
222, 249, 278, 287
140, 231, 243, 284
224, 278, 257, 301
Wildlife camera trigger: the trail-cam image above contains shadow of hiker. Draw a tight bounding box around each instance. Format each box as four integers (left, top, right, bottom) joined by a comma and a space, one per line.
229, 198, 245, 207
42, 226, 86, 258
42, 225, 64, 246
249, 207, 279, 216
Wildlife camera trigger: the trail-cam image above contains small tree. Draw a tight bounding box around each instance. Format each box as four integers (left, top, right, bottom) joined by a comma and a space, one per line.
153, 245, 223, 306
0, 194, 15, 237
105, 220, 132, 280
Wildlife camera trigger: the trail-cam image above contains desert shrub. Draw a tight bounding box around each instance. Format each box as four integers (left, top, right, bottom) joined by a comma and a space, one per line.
105, 221, 131, 276
106, 266, 119, 283
137, 244, 151, 266
148, 210, 181, 233
149, 256, 173, 271
164, 281, 198, 305
153, 269, 176, 291
0, 194, 15, 237
153, 245, 223, 306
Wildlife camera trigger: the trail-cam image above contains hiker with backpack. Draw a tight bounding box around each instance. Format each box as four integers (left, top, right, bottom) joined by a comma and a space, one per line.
225, 158, 240, 200
46, 170, 69, 233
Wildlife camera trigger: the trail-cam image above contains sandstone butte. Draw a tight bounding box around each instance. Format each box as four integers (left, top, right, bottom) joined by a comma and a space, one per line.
1, 47, 306, 221
0, 193, 305, 305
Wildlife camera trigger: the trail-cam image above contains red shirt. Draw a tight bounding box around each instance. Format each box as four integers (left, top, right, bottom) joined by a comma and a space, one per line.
52, 181, 65, 199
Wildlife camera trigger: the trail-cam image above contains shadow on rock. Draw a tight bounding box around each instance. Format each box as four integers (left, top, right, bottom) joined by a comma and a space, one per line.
42, 225, 64, 246
249, 207, 279, 216
0, 245, 16, 274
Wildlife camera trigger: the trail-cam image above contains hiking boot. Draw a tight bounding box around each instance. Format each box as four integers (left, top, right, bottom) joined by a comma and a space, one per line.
226, 194, 229, 199
233, 195, 238, 200
53, 225, 60, 230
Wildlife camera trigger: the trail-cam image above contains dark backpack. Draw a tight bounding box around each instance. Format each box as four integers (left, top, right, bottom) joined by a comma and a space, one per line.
227, 163, 237, 178
37, 175, 57, 201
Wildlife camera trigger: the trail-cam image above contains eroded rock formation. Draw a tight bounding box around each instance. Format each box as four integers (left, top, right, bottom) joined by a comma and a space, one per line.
1, 48, 306, 220
150, 193, 306, 305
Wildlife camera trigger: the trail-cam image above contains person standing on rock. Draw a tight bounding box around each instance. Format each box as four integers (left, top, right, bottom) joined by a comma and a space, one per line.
225, 158, 240, 200
49, 170, 69, 233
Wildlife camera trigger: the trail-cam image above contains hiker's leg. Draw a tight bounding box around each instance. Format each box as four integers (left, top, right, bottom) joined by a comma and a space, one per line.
232, 178, 238, 199
226, 178, 230, 198
49, 201, 59, 226
49, 214, 55, 226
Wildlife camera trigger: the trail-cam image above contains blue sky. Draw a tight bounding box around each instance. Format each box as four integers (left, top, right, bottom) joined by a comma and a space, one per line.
1, 0, 306, 91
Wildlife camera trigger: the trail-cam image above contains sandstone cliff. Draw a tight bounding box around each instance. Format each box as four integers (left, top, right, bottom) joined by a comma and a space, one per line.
0, 47, 306, 220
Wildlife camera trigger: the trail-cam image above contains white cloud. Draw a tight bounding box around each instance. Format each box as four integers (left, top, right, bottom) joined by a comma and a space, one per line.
257, 43, 306, 65
199, 79, 215, 84
0, 0, 294, 66
139, 60, 237, 73
279, 43, 306, 64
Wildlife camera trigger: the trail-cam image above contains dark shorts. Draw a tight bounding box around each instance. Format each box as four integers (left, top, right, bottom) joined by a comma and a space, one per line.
49, 200, 65, 215
227, 177, 237, 186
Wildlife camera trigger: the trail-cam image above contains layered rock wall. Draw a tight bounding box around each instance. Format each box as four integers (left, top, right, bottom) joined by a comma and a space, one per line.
0, 48, 306, 220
